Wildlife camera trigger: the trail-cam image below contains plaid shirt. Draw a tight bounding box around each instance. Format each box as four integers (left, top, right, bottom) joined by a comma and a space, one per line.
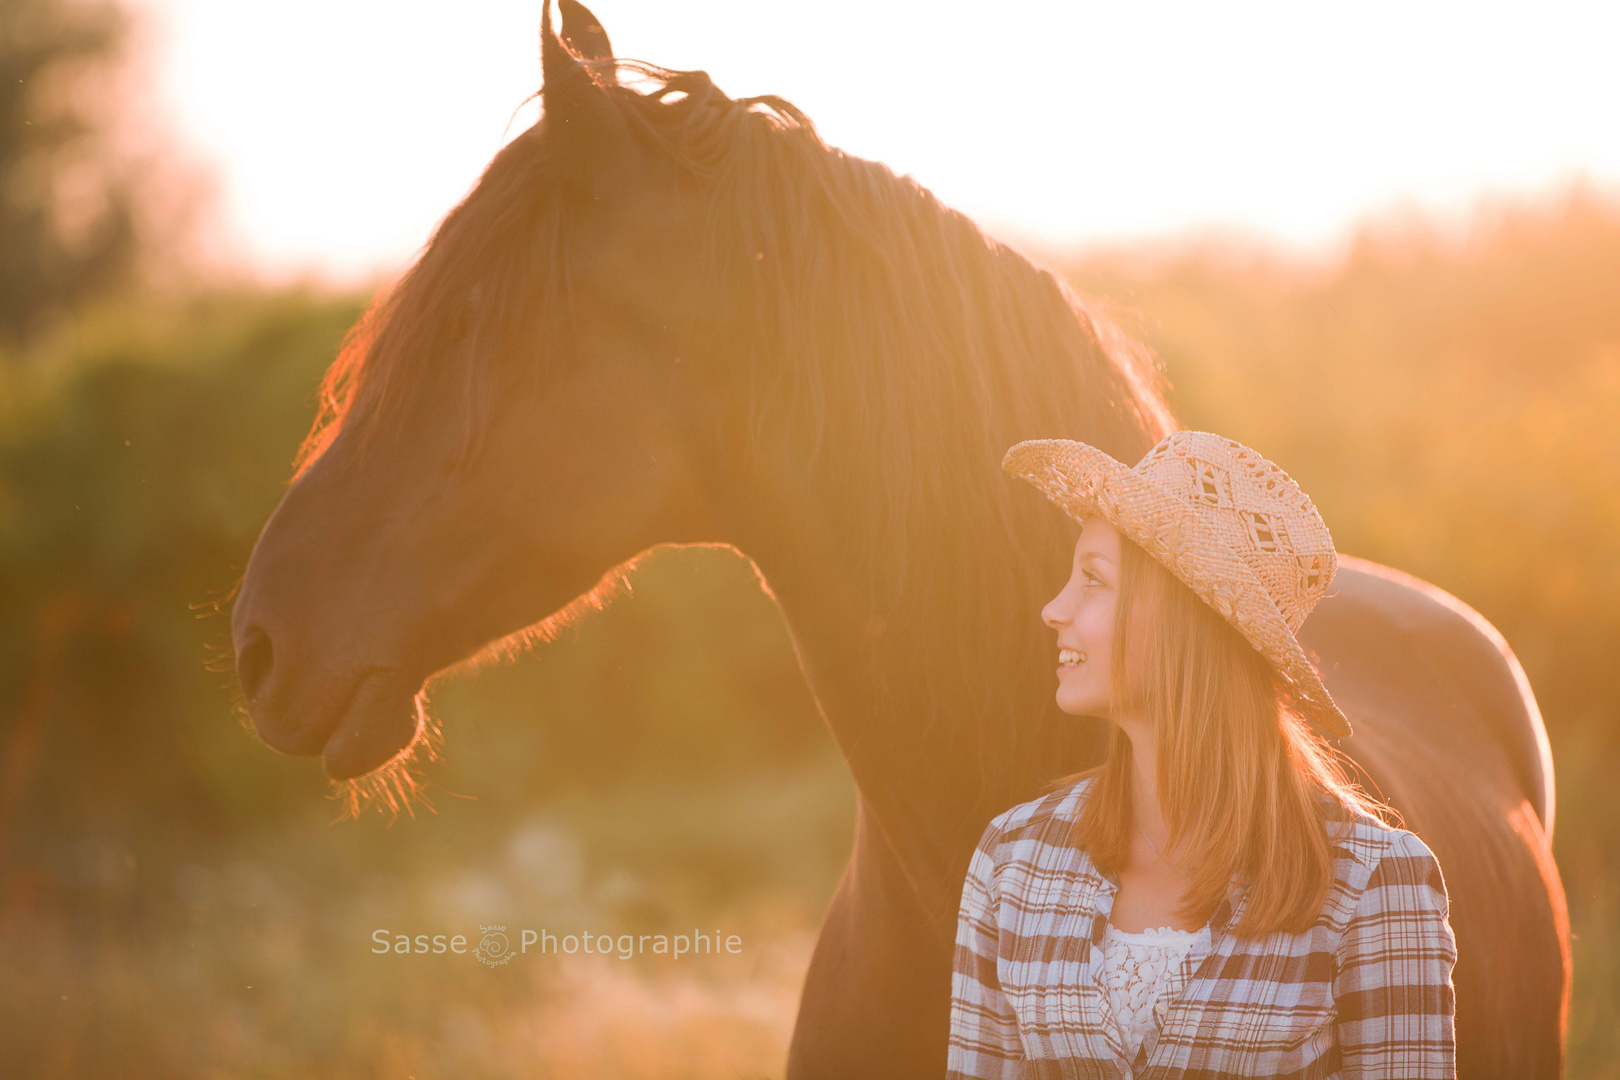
948, 777, 1457, 1079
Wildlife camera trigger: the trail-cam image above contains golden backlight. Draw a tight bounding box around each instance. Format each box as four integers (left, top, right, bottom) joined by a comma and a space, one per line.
134, 0, 1620, 283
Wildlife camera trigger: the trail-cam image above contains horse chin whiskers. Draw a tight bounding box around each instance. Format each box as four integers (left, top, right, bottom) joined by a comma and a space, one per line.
328, 565, 646, 823
324, 691, 459, 825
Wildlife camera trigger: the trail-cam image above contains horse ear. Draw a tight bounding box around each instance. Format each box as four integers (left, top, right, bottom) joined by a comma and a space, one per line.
559, 0, 614, 65
540, 0, 635, 199
541, 0, 588, 95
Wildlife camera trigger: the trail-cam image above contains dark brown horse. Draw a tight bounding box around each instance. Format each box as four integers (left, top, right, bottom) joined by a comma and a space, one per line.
229, 3, 1569, 1075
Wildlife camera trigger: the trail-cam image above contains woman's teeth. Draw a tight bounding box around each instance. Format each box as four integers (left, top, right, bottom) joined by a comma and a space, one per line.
1058, 649, 1082, 667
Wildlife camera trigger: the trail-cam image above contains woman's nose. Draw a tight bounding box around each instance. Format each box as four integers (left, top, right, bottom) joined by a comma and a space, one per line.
1043, 573, 1087, 627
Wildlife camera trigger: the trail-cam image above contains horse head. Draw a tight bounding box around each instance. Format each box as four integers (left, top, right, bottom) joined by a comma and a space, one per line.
231, 1, 749, 784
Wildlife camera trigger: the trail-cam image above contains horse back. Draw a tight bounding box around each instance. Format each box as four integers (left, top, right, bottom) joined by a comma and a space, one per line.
1301, 556, 1570, 1078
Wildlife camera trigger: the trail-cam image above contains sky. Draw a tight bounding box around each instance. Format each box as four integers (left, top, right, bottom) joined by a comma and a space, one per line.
129, 0, 1620, 285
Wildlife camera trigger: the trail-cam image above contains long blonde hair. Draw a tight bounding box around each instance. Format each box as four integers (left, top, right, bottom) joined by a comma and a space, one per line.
1051, 529, 1397, 936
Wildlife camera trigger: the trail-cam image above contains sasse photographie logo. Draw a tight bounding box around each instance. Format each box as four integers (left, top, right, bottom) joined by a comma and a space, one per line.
475, 925, 514, 967
372, 925, 743, 964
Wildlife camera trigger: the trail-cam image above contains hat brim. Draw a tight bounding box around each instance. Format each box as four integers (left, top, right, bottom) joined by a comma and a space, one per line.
1002, 438, 1353, 739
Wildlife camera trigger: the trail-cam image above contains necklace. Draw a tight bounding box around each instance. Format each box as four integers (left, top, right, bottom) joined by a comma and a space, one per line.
1136, 821, 1163, 860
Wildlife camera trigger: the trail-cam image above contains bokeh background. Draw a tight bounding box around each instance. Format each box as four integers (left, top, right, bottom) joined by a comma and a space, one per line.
2, 1, 1617, 1076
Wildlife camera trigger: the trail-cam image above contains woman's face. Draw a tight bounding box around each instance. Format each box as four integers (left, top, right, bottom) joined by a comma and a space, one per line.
1041, 515, 1123, 718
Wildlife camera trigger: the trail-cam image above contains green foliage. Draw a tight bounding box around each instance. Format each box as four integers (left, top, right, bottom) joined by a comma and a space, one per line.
0, 288, 369, 843
0, 0, 137, 348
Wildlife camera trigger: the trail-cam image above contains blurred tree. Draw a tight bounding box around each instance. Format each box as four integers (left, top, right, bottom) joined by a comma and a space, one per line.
0, 0, 136, 351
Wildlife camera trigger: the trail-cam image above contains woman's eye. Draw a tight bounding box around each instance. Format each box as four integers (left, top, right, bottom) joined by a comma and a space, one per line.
1083, 572, 1103, 588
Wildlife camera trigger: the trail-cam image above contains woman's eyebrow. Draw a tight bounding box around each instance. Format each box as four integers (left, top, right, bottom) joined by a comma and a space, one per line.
1079, 551, 1114, 566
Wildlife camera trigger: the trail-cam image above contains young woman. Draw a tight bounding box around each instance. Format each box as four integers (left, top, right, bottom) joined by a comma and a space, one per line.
947, 431, 1458, 1079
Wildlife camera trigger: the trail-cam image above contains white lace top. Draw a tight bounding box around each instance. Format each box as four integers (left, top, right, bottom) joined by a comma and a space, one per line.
1098, 922, 1213, 1069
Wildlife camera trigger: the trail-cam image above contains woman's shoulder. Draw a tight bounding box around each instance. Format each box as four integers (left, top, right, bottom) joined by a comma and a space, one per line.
1318, 792, 1448, 898
978, 775, 1097, 855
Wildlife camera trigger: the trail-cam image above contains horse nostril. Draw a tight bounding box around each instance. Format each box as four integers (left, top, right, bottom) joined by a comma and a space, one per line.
236, 625, 275, 704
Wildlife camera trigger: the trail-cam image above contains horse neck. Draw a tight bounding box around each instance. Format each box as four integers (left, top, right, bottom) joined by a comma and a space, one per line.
714, 279, 1143, 908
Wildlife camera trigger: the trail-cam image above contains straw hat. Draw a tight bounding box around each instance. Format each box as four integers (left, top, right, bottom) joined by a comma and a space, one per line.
1001, 430, 1352, 738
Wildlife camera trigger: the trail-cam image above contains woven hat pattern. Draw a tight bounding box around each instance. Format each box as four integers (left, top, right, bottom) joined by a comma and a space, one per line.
1001, 430, 1352, 738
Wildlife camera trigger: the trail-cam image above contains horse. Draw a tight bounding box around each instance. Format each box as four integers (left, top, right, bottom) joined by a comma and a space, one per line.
228, 3, 1570, 1075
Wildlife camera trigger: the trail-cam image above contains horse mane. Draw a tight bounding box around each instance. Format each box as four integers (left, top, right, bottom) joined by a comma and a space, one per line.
295, 54, 1178, 808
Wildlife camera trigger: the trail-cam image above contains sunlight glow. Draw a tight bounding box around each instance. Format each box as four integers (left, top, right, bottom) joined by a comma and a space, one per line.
133, 0, 1620, 283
